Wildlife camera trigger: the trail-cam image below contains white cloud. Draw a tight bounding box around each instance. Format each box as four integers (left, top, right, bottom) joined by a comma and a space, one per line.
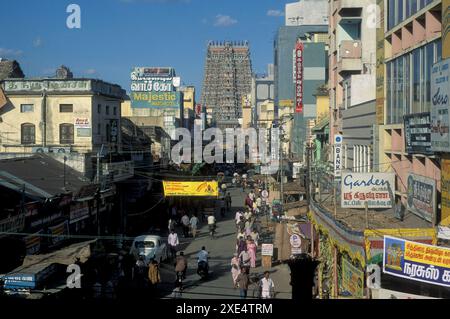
84, 69, 97, 75
267, 9, 284, 17
0, 48, 23, 57
33, 36, 43, 48
214, 15, 237, 27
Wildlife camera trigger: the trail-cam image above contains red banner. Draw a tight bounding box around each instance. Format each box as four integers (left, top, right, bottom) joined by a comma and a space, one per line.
295, 42, 304, 113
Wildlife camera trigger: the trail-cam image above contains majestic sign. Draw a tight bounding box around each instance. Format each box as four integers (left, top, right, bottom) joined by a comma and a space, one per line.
130, 91, 181, 109
383, 236, 450, 288
404, 112, 432, 155
407, 173, 436, 223
341, 173, 395, 208
341, 257, 364, 298
334, 135, 343, 177
295, 42, 304, 113
431, 58, 450, 152
442, 155, 450, 226
162, 181, 219, 197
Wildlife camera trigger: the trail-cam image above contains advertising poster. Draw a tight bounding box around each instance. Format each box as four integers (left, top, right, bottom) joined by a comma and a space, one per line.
295, 42, 304, 113
431, 58, 450, 152
163, 181, 219, 197
442, 155, 450, 226
48, 221, 69, 247
24, 230, 43, 255
407, 173, 436, 223
341, 173, 395, 208
341, 257, 364, 298
383, 236, 450, 287
404, 113, 432, 155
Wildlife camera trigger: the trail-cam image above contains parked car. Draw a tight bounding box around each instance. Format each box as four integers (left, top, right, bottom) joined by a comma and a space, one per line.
130, 235, 168, 264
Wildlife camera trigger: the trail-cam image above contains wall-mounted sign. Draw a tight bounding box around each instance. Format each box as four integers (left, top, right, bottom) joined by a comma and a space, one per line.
407, 173, 436, 223
261, 244, 274, 256
162, 181, 219, 197
341, 257, 364, 298
295, 42, 304, 113
334, 135, 343, 177
289, 234, 302, 248
431, 58, 450, 152
383, 236, 450, 288
341, 173, 395, 208
404, 112, 432, 155
130, 91, 181, 109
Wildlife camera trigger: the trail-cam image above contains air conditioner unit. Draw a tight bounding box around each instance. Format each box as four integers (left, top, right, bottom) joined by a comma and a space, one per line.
32, 147, 49, 153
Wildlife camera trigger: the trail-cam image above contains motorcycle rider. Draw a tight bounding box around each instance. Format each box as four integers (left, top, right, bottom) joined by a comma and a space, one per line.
197, 246, 209, 277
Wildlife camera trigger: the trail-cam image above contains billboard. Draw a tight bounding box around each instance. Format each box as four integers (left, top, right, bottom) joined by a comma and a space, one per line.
407, 173, 436, 223
341, 257, 364, 298
431, 58, 450, 152
294, 42, 304, 113
442, 155, 450, 226
163, 181, 218, 197
383, 236, 450, 288
130, 91, 181, 109
404, 113, 432, 155
341, 173, 395, 208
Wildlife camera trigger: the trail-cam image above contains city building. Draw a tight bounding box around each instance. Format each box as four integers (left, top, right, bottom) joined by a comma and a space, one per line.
201, 41, 253, 130
328, 0, 377, 172
180, 85, 196, 130
251, 64, 275, 128
0, 67, 126, 180
274, 25, 328, 159
285, 0, 329, 27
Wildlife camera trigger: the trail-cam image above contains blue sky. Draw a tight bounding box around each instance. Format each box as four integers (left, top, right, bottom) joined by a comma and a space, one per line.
0, 0, 292, 97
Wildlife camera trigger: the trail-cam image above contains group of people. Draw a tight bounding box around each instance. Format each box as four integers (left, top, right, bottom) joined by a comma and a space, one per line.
230, 188, 275, 299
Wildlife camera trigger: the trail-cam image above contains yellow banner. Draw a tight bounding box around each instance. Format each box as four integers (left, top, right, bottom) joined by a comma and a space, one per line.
163, 181, 218, 197
279, 100, 294, 107
404, 241, 450, 268
442, 155, 450, 225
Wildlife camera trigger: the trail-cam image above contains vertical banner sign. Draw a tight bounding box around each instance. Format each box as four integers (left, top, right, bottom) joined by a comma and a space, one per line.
383, 236, 450, 288
431, 58, 450, 152
334, 135, 343, 177
442, 155, 450, 226
407, 173, 436, 223
295, 42, 304, 113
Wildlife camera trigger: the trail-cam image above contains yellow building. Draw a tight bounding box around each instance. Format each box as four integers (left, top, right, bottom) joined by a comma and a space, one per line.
0, 78, 125, 155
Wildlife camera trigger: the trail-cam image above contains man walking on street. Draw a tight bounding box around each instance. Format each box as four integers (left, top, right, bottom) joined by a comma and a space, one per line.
181, 213, 190, 238
235, 268, 250, 299
259, 271, 275, 299
190, 214, 199, 238
168, 230, 179, 259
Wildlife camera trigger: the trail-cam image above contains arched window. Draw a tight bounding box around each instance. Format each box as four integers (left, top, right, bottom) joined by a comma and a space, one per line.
60, 123, 74, 144
21, 123, 35, 144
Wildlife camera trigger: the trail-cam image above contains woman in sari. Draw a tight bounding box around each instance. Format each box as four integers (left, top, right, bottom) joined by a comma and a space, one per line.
247, 239, 257, 268
230, 253, 240, 287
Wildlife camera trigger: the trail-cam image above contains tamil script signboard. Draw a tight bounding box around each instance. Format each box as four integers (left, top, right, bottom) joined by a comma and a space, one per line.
431, 58, 450, 152
163, 181, 219, 197
341, 173, 395, 209
383, 236, 450, 288
404, 112, 432, 155
294, 42, 304, 113
341, 257, 364, 298
407, 173, 436, 223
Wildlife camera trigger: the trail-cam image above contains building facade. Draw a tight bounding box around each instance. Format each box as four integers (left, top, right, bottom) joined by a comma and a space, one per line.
201, 41, 253, 130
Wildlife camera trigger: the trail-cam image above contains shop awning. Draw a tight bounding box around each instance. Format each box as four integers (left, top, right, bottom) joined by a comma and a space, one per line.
312, 117, 329, 133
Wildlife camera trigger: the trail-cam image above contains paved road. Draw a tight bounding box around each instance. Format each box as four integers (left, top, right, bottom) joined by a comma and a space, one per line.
157, 186, 292, 299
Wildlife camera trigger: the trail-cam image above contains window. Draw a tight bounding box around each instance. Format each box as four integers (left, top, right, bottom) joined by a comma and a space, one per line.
97, 104, 101, 114
59, 104, 73, 113
97, 123, 101, 135
20, 104, 34, 113
60, 123, 74, 144
106, 105, 110, 115
113, 107, 117, 116
106, 123, 111, 142
21, 123, 35, 144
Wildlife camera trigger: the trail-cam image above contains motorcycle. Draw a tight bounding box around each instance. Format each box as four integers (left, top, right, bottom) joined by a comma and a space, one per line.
197, 261, 209, 279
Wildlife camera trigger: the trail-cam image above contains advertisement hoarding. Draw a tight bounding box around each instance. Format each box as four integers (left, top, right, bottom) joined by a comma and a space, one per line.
341, 257, 364, 298
163, 181, 219, 197
431, 58, 450, 152
130, 91, 181, 109
295, 42, 304, 113
383, 236, 450, 288
442, 155, 450, 226
341, 173, 395, 208
407, 173, 436, 223
404, 112, 432, 155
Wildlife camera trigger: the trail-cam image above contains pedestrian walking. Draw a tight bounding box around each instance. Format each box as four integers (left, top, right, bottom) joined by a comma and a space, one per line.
168, 230, 179, 259
230, 253, 240, 287
235, 268, 250, 299
250, 229, 260, 247
190, 214, 199, 238
239, 248, 251, 273
226, 192, 232, 212
247, 239, 257, 268
168, 218, 176, 233
259, 271, 275, 299
181, 213, 190, 238
237, 237, 247, 255
148, 259, 161, 286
